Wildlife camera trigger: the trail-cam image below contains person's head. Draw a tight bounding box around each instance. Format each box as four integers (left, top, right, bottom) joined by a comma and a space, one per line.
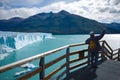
89, 31, 94, 38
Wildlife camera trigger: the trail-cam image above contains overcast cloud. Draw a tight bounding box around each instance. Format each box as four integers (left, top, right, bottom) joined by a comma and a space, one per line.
0, 0, 120, 23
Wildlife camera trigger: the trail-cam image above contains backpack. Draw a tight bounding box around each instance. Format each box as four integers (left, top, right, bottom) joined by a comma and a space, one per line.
89, 40, 96, 49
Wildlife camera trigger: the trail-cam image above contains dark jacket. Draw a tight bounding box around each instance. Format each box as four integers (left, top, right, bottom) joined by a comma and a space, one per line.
85, 30, 105, 52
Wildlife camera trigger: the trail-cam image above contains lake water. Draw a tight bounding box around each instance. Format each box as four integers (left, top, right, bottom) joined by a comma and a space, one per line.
0, 34, 120, 80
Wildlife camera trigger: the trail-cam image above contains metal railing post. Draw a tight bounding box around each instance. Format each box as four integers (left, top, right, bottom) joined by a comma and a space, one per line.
66, 47, 70, 79
101, 41, 105, 60
39, 57, 45, 80
118, 48, 120, 61
111, 51, 113, 60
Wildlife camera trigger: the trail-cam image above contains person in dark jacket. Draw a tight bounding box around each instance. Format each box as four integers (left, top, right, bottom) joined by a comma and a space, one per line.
86, 29, 106, 68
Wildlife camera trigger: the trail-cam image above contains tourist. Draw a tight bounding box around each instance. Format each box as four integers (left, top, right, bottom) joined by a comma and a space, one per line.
85, 28, 106, 68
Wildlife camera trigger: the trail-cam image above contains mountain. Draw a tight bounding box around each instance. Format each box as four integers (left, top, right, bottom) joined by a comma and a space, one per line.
0, 17, 24, 31
14, 10, 107, 34
104, 22, 120, 31
0, 10, 119, 34
103, 22, 120, 33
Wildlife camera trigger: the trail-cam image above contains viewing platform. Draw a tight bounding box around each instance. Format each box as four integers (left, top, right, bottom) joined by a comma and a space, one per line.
0, 40, 120, 80
64, 60, 120, 80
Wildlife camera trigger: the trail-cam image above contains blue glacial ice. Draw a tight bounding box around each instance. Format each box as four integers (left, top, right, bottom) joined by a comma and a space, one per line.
0, 31, 52, 60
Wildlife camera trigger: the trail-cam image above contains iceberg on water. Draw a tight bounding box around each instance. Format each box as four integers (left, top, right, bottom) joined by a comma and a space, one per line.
21, 63, 38, 69
15, 63, 38, 77
0, 31, 52, 60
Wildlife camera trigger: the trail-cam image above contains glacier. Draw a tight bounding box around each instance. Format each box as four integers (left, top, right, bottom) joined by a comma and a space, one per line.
0, 31, 52, 60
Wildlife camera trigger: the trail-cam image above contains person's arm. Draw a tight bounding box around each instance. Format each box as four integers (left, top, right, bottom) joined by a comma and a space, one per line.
85, 38, 89, 44
96, 29, 106, 40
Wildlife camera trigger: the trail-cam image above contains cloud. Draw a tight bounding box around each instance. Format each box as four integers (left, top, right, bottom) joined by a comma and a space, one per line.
0, 0, 44, 8
0, 0, 119, 23
108, 0, 120, 5
98, 7, 110, 13
109, 8, 120, 13
0, 1, 3, 7
0, 7, 41, 19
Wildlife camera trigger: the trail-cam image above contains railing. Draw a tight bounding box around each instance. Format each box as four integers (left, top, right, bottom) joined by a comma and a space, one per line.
0, 40, 119, 80
102, 41, 120, 61
113, 48, 120, 61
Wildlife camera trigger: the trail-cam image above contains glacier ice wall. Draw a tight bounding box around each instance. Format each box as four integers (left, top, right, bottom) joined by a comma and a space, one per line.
0, 31, 52, 53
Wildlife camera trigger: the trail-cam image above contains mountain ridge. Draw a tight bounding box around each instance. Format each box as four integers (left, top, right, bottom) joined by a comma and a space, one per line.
0, 10, 119, 34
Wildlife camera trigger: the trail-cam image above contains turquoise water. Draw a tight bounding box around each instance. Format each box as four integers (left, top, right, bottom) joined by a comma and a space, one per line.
0, 34, 120, 80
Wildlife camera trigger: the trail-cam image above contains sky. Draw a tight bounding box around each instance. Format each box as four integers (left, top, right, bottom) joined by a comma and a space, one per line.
0, 0, 120, 23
